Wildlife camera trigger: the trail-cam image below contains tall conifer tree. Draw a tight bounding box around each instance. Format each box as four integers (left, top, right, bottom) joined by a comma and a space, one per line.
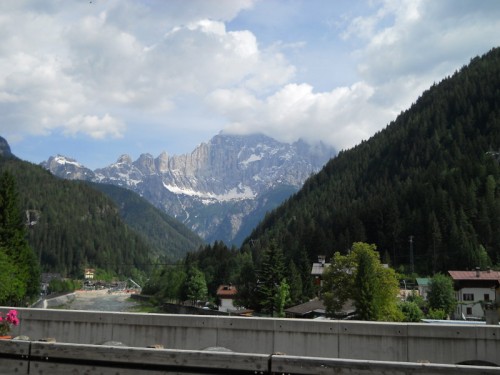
257, 240, 286, 316
0, 171, 40, 304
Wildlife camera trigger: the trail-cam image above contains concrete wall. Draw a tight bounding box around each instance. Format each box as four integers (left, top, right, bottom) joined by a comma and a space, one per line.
1, 340, 499, 375
2, 308, 499, 366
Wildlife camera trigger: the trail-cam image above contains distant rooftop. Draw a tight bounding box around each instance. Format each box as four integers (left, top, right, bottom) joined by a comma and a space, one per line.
448, 270, 500, 281
311, 262, 331, 276
216, 284, 237, 298
285, 299, 326, 316
415, 278, 430, 286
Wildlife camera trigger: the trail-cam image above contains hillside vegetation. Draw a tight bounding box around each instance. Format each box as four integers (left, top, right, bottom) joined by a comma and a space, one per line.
244, 47, 500, 275
89, 182, 203, 261
0, 155, 201, 278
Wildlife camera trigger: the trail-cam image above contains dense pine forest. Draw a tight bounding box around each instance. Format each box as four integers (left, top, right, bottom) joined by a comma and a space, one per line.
0, 154, 202, 280
244, 47, 500, 276
88, 182, 203, 261
0, 171, 39, 305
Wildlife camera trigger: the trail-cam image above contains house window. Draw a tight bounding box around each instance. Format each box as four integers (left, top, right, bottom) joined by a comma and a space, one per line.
484, 294, 490, 302
463, 293, 474, 301
466, 307, 472, 315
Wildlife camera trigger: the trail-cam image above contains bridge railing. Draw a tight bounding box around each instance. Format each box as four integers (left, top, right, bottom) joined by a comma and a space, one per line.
1, 340, 499, 375
2, 307, 500, 367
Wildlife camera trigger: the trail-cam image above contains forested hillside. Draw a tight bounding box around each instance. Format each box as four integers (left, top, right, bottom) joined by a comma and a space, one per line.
0, 154, 173, 278
89, 182, 203, 260
244, 47, 500, 275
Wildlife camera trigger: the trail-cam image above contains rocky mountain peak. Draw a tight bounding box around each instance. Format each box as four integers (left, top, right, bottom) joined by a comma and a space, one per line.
155, 151, 170, 173
116, 154, 133, 165
41, 154, 95, 181
42, 133, 335, 245
134, 153, 156, 175
0, 136, 13, 158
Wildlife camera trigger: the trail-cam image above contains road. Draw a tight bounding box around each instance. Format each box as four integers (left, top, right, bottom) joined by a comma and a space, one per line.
63, 289, 141, 312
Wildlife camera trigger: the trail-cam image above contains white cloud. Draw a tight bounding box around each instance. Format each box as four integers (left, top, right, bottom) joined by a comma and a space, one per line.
0, 0, 295, 145
66, 114, 125, 139
1, 0, 500, 162
211, 81, 389, 151
212, 0, 500, 152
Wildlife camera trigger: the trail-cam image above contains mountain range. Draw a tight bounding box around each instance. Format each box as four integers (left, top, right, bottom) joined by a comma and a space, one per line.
42, 133, 334, 245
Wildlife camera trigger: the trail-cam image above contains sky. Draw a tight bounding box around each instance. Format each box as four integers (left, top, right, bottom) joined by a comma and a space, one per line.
2, 0, 500, 169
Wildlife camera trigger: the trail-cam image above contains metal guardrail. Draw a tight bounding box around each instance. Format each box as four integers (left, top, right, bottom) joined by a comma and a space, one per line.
1, 340, 499, 375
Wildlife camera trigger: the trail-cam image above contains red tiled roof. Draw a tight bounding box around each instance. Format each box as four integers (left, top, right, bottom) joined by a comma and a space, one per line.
448, 270, 500, 281
216, 285, 237, 298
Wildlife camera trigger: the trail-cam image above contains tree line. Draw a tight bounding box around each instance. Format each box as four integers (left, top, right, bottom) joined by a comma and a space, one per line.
0, 171, 39, 305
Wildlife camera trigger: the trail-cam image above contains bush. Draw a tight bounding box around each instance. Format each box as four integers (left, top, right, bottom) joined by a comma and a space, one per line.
427, 308, 447, 320
399, 301, 424, 322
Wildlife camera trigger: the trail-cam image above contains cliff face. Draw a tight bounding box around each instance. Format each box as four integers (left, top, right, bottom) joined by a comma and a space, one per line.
0, 136, 13, 158
42, 133, 334, 245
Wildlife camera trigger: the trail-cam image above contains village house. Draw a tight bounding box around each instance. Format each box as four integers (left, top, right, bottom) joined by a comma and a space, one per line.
311, 255, 331, 289
448, 269, 500, 320
216, 284, 238, 313
84, 268, 95, 280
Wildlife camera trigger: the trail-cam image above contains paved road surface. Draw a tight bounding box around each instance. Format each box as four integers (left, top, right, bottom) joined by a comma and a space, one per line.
64, 290, 141, 312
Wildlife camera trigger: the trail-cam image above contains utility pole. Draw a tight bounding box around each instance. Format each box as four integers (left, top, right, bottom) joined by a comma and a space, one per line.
409, 235, 414, 274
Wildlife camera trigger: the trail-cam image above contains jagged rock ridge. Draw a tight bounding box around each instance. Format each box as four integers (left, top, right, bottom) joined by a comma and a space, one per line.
42, 133, 335, 245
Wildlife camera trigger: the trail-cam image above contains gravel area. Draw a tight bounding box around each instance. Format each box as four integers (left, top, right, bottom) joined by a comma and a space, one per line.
63, 289, 141, 312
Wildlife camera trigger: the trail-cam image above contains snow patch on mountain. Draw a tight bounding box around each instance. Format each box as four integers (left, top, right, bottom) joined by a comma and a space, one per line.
163, 182, 255, 203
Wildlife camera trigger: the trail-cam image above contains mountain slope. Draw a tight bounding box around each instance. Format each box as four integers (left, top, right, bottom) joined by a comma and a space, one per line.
88, 182, 203, 260
0, 146, 201, 277
43, 133, 333, 245
244, 47, 500, 273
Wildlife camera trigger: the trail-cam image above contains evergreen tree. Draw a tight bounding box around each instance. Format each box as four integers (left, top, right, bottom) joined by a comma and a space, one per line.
287, 261, 303, 304
0, 247, 22, 303
353, 245, 377, 321
0, 171, 40, 304
234, 252, 259, 310
257, 240, 286, 316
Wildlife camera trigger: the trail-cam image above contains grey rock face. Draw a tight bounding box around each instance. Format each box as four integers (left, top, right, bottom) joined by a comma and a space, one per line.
0, 136, 13, 158
42, 133, 334, 245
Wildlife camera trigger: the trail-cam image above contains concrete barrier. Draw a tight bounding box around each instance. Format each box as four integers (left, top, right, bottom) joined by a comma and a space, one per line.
29, 342, 270, 375
0, 339, 30, 375
1, 341, 500, 375
2, 308, 500, 366
271, 355, 500, 374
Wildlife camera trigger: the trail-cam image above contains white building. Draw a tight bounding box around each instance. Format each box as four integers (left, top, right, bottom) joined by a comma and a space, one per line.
448, 269, 500, 320
217, 284, 238, 312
